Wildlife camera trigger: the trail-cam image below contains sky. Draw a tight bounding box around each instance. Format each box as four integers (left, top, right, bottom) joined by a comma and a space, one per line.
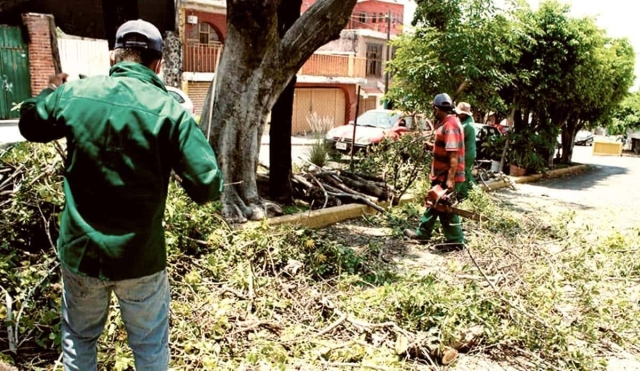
528, 0, 640, 89
401, 0, 640, 89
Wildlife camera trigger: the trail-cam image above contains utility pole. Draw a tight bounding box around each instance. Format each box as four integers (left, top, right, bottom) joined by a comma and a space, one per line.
383, 10, 391, 108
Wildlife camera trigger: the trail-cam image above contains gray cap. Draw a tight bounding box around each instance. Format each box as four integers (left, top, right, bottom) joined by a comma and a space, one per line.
432, 93, 453, 110
114, 19, 163, 54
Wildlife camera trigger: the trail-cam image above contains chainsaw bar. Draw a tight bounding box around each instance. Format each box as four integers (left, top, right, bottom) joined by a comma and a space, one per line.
426, 201, 484, 222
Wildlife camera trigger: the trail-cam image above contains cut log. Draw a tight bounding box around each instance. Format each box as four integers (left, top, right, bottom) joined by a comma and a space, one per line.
337, 174, 387, 200
341, 171, 386, 184
319, 174, 376, 202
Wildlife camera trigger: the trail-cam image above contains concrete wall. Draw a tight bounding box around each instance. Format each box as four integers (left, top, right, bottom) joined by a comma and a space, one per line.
318, 30, 360, 54
183, 9, 227, 42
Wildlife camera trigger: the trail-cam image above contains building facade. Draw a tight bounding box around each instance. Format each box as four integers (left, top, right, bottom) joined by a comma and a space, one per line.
178, 0, 403, 134
179, 0, 226, 113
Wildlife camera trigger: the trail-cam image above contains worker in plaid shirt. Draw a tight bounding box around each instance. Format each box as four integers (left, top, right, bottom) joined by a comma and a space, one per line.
404, 93, 466, 251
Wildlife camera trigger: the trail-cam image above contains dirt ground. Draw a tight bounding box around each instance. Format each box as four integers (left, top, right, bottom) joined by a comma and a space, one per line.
325, 146, 640, 370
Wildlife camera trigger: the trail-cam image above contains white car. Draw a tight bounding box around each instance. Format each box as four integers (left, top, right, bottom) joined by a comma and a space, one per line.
574, 130, 594, 146
166, 86, 195, 116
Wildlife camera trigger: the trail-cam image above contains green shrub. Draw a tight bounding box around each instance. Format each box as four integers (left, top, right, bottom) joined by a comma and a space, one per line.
357, 133, 432, 203
305, 140, 330, 167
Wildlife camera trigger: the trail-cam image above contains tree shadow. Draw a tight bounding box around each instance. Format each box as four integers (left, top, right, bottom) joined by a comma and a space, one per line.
529, 163, 628, 192
497, 190, 595, 214
321, 217, 459, 283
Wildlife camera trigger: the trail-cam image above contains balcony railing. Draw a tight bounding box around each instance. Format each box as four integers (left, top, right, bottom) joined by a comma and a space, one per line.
183, 42, 223, 73
183, 45, 366, 79
299, 54, 366, 79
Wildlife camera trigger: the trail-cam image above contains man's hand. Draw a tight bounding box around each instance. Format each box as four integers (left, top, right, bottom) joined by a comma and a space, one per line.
48, 73, 68, 90
446, 179, 455, 192
424, 140, 434, 150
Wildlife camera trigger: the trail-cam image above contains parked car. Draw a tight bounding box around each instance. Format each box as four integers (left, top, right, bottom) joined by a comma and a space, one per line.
324, 109, 433, 153
166, 86, 195, 116
474, 123, 504, 160
574, 130, 594, 146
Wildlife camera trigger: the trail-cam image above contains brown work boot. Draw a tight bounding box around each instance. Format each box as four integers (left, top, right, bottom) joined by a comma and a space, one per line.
403, 229, 430, 243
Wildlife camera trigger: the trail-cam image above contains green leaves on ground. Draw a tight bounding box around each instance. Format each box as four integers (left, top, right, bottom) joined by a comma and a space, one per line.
2, 143, 638, 370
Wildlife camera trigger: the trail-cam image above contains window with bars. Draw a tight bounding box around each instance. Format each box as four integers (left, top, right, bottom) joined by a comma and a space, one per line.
187, 22, 221, 45
366, 43, 383, 77
358, 12, 367, 23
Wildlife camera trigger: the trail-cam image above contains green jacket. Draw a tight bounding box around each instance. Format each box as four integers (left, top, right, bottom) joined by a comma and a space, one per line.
19, 62, 224, 281
461, 116, 476, 165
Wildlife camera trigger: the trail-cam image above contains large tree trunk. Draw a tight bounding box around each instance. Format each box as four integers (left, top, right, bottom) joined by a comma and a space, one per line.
269, 79, 296, 203
200, 0, 357, 222
269, 0, 303, 204
561, 116, 582, 164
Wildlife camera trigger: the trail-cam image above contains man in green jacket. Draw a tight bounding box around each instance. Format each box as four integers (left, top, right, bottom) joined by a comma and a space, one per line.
19, 19, 223, 370
455, 102, 476, 199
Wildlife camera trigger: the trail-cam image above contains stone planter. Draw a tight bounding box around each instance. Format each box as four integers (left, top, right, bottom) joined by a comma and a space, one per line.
509, 164, 527, 177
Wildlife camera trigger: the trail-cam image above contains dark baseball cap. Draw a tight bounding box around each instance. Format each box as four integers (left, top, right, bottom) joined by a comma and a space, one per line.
114, 19, 163, 54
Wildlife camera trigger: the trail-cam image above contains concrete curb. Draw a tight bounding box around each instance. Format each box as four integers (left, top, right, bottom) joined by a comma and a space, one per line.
488, 164, 590, 190
0, 120, 19, 128
249, 164, 590, 230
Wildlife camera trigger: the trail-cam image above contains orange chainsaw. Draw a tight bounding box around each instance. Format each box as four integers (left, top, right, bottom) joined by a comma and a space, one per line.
425, 185, 483, 222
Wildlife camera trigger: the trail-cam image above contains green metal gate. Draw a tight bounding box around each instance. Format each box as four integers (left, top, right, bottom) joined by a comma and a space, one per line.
0, 25, 31, 119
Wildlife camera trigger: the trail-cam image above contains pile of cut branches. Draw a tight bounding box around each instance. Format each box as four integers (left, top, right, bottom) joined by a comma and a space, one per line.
292, 167, 393, 212
291, 134, 433, 211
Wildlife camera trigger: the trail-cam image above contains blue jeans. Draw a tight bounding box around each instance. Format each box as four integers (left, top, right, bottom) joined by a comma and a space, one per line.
61, 266, 170, 371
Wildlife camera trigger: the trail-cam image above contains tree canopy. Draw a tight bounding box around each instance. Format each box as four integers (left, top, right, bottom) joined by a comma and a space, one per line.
609, 91, 640, 135
388, 0, 636, 164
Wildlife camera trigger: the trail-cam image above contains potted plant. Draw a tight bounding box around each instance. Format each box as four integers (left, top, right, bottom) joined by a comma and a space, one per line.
481, 135, 506, 172
508, 151, 527, 176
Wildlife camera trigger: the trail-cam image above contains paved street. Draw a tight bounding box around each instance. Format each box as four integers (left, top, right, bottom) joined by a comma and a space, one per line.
258, 137, 318, 168
500, 145, 640, 231
0, 120, 22, 145
0, 121, 314, 167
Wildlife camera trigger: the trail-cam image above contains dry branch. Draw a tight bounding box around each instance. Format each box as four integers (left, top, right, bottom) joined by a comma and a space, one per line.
290, 165, 394, 211
228, 320, 283, 337
313, 312, 348, 338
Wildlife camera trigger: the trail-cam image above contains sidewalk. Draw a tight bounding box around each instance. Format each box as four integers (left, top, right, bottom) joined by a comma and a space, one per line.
0, 120, 24, 146
0, 119, 19, 127
260, 134, 321, 146
248, 163, 590, 230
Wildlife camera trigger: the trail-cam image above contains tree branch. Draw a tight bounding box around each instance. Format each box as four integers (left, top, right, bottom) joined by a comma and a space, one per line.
278, 0, 357, 73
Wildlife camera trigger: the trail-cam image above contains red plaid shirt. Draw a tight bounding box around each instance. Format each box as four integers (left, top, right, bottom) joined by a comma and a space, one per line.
431, 114, 465, 183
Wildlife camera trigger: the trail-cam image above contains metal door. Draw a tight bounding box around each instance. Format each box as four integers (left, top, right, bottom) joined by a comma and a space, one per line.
292, 88, 346, 135
0, 26, 31, 119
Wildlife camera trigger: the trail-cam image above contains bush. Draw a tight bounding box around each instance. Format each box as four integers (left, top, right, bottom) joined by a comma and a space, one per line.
304, 112, 335, 167
356, 133, 433, 203
305, 141, 331, 167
